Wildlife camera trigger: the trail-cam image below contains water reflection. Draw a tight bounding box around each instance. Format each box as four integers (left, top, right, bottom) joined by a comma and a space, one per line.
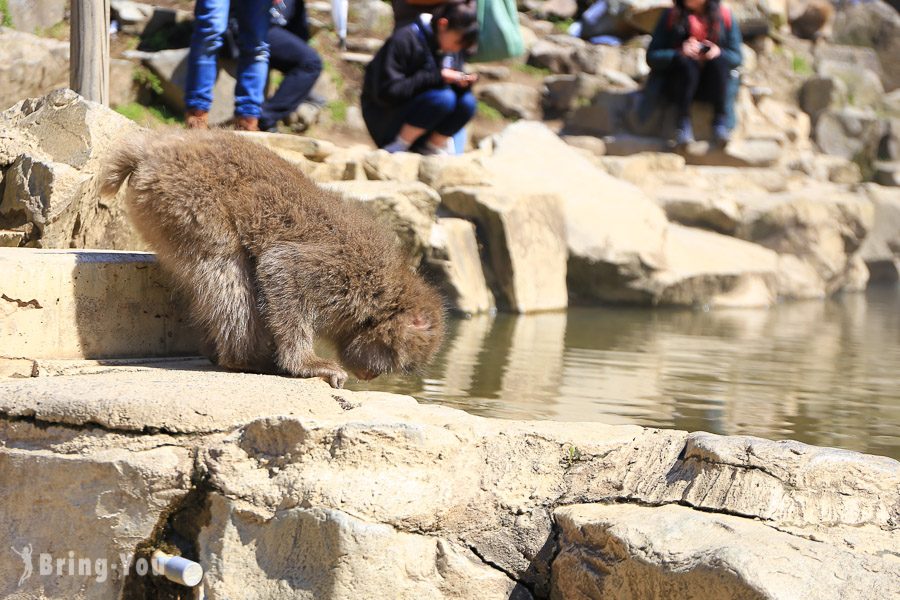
348, 286, 900, 459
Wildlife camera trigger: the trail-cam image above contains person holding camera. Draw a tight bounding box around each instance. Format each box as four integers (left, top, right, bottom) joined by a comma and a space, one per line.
361, 0, 479, 155
641, 0, 742, 147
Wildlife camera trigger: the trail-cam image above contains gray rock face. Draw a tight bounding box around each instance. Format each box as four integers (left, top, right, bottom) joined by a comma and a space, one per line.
143, 48, 237, 125
832, 0, 900, 92
5, 0, 67, 34
0, 29, 68, 111
0, 90, 144, 249
427, 217, 496, 315
0, 370, 897, 599
858, 184, 900, 282
478, 82, 543, 121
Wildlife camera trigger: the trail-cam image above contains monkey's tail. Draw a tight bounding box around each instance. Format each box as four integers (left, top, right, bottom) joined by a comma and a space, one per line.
100, 136, 148, 196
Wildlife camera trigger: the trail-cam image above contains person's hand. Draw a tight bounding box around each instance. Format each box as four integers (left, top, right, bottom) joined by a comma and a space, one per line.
441, 68, 466, 85
455, 72, 479, 88
702, 42, 721, 60
681, 37, 702, 59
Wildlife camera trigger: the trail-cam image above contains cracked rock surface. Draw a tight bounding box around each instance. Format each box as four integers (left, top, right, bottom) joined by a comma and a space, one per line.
0, 369, 897, 599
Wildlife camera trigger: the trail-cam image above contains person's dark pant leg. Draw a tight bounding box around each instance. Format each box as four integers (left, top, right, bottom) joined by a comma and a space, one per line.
666, 54, 702, 121
433, 89, 476, 137
402, 88, 459, 134
695, 55, 729, 119
260, 26, 323, 129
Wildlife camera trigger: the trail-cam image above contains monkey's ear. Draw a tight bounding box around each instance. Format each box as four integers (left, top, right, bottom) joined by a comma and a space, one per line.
409, 312, 432, 330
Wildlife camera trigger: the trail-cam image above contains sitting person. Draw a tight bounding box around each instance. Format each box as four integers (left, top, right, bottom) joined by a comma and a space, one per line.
361, 0, 479, 155
640, 0, 742, 146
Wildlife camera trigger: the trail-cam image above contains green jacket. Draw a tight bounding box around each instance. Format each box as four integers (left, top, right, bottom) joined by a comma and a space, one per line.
638, 7, 743, 129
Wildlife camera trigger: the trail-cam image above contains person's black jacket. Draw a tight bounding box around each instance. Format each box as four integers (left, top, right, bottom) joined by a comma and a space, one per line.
362, 20, 444, 108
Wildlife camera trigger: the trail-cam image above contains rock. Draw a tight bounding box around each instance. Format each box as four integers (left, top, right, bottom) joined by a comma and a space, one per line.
875, 162, 900, 187
832, 1, 900, 92
789, 0, 834, 39
814, 107, 885, 162
347, 0, 394, 37
469, 64, 511, 81
0, 90, 144, 249
543, 74, 603, 114
653, 186, 742, 234
2, 371, 897, 598
647, 224, 779, 308
858, 184, 900, 282
484, 122, 670, 305
814, 44, 884, 82
735, 186, 874, 295
441, 186, 568, 313
111, 0, 193, 36
777, 253, 827, 299
340, 51, 374, 66
323, 180, 441, 265
143, 48, 237, 125
362, 149, 422, 183
477, 83, 542, 121
426, 218, 495, 315
552, 503, 900, 600
800, 75, 848, 125
344, 37, 383, 54
564, 90, 635, 137
683, 138, 784, 168
0, 248, 198, 360
535, 0, 578, 20
600, 152, 686, 183
109, 58, 140, 108
0, 29, 68, 111
4, 0, 67, 34
527, 38, 578, 74
236, 131, 337, 161
817, 60, 884, 110
561, 135, 607, 156
418, 155, 491, 192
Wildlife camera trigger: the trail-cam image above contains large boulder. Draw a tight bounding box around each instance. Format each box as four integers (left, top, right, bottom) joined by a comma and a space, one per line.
426, 218, 495, 315
832, 0, 900, 92
858, 184, 900, 282
0, 89, 144, 249
4, 0, 67, 34
814, 107, 885, 163
482, 122, 671, 305
477, 83, 542, 121
735, 186, 874, 295
441, 186, 568, 313
1, 371, 897, 599
0, 29, 68, 111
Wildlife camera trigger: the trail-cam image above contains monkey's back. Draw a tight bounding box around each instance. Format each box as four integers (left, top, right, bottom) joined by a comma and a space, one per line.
123, 130, 401, 273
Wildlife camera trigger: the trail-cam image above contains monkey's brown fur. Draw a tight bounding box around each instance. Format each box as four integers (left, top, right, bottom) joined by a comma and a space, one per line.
103, 130, 444, 388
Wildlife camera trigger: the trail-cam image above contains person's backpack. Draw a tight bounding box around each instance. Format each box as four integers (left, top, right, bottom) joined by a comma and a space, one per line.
468, 0, 524, 63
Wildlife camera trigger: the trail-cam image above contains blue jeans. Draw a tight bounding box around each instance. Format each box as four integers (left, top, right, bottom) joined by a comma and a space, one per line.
363, 87, 476, 149
185, 0, 270, 118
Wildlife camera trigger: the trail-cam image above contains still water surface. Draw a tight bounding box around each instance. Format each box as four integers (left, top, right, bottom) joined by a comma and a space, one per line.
349, 286, 900, 460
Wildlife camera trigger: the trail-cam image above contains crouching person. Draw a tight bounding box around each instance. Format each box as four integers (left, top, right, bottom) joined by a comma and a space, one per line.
362, 0, 479, 155
639, 0, 742, 147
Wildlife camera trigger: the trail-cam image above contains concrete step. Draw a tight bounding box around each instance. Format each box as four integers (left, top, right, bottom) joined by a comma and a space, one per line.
0, 248, 198, 361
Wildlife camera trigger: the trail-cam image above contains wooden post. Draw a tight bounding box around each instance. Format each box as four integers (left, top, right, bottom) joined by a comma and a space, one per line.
70, 0, 110, 105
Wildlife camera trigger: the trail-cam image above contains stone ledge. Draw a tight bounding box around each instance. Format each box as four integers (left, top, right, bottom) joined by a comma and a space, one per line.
0, 369, 896, 598
0, 248, 198, 360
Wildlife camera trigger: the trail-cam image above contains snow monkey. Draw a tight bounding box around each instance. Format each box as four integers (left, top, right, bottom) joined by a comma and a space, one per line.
103, 130, 444, 388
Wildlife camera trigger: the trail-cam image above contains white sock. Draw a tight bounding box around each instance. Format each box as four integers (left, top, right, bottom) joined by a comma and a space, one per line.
423, 140, 450, 156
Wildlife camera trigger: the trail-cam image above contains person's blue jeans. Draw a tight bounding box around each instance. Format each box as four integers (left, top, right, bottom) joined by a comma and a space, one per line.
185, 0, 271, 118
259, 25, 323, 131
364, 86, 476, 149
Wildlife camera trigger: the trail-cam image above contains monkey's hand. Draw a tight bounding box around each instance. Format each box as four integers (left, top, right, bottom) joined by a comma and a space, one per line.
294, 359, 349, 389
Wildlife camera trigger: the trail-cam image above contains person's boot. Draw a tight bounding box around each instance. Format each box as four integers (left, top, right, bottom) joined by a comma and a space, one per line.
712, 115, 731, 148
234, 115, 260, 132
185, 108, 209, 129
674, 116, 695, 147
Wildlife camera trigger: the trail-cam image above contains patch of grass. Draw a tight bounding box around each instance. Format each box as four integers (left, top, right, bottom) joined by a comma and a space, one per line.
37, 20, 68, 39
0, 0, 13, 27
477, 100, 504, 122
553, 18, 574, 34
323, 60, 345, 93
791, 55, 813, 76
115, 102, 182, 126
327, 99, 348, 123
133, 66, 164, 96
513, 62, 551, 78
564, 445, 583, 467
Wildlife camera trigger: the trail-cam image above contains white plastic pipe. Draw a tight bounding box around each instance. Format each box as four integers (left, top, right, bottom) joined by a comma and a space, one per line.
331, 0, 349, 48
152, 551, 203, 587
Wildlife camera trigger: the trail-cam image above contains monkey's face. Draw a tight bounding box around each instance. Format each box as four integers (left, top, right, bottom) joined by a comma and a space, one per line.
339, 290, 445, 380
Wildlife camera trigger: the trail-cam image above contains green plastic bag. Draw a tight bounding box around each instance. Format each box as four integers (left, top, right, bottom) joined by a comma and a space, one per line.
468, 0, 524, 63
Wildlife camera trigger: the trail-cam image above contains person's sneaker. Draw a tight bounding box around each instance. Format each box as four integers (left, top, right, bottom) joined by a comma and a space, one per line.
712, 117, 731, 147
421, 141, 451, 156
674, 117, 695, 147
383, 138, 411, 153
185, 108, 209, 129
